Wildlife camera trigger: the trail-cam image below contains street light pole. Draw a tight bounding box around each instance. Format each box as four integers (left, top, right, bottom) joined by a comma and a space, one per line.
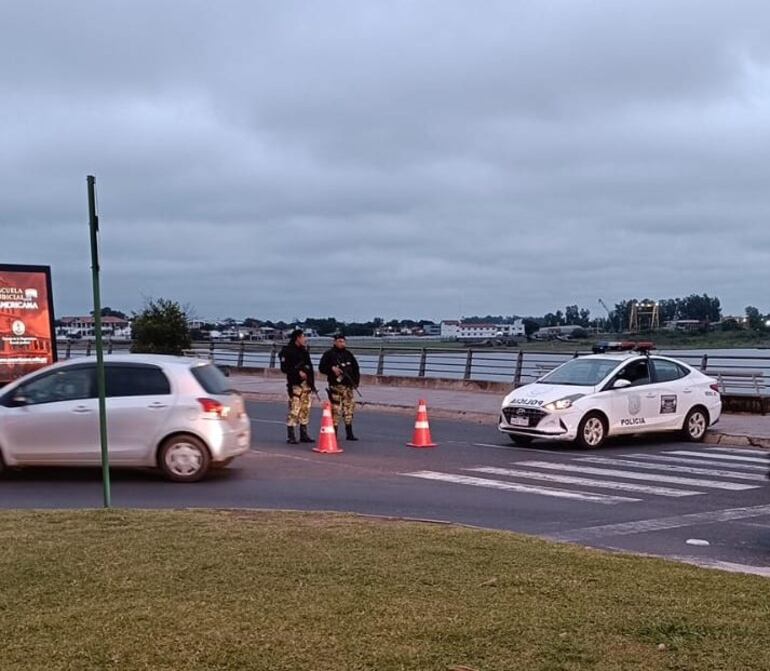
87, 175, 111, 508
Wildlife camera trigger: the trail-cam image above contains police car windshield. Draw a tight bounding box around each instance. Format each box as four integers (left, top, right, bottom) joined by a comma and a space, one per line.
538, 358, 619, 386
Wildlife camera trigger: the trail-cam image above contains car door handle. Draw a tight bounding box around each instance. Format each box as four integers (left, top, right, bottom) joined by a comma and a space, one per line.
147, 402, 168, 409
682, 388, 693, 394
72, 406, 92, 413
644, 393, 656, 398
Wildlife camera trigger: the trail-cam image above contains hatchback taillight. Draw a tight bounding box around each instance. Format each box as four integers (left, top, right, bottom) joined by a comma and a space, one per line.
198, 398, 230, 419
710, 383, 720, 393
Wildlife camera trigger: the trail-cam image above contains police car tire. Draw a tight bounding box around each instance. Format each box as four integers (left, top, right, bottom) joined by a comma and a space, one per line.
508, 435, 533, 446
682, 407, 708, 442
576, 412, 608, 449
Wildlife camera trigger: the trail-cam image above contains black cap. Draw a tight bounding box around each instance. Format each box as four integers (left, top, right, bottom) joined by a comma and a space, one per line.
333, 332, 346, 341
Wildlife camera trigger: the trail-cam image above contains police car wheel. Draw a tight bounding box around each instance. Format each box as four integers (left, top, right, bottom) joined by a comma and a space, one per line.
508, 435, 533, 446
576, 412, 607, 449
683, 407, 708, 442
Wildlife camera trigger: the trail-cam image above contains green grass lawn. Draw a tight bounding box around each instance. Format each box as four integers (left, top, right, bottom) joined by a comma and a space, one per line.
2, 510, 770, 670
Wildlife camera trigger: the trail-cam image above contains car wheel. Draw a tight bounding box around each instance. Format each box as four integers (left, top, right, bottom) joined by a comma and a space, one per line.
159, 435, 211, 482
508, 435, 533, 446
682, 407, 708, 442
576, 412, 607, 449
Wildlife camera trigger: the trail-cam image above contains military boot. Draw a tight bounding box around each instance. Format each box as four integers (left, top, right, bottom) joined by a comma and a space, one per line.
299, 425, 315, 443
345, 424, 359, 441
286, 426, 298, 444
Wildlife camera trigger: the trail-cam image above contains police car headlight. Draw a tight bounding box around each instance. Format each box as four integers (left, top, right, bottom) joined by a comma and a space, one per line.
544, 394, 584, 411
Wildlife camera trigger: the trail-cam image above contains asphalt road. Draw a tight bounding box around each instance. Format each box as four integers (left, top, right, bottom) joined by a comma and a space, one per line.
2, 400, 770, 574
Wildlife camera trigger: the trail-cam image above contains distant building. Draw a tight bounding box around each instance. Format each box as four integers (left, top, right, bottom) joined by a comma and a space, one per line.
441, 320, 525, 340
58, 315, 131, 339
532, 324, 585, 339
663, 319, 704, 332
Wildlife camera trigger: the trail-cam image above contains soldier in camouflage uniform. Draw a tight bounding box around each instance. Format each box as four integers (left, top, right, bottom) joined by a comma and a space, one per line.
319, 333, 361, 440
279, 329, 316, 444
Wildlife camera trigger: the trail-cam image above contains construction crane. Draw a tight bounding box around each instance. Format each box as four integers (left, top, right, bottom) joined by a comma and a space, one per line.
598, 299, 616, 332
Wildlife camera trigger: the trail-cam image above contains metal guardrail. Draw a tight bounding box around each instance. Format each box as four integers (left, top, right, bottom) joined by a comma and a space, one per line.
59, 340, 770, 396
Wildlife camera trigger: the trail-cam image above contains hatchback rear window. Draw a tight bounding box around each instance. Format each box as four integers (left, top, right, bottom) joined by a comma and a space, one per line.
190, 364, 231, 394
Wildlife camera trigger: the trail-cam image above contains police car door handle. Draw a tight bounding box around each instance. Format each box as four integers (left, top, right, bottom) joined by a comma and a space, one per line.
644, 393, 656, 399
682, 388, 693, 394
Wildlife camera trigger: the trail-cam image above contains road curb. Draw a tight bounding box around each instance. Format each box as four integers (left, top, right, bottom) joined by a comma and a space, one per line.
241, 392, 495, 423
705, 432, 770, 449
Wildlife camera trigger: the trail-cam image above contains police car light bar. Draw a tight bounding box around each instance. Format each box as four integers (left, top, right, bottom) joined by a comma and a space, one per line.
592, 340, 656, 354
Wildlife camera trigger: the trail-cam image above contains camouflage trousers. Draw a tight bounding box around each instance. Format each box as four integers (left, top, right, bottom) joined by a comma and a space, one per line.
287, 382, 312, 427
328, 384, 356, 427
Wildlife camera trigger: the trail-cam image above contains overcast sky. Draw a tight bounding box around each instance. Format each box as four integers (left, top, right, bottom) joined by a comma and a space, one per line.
2, 1, 769, 322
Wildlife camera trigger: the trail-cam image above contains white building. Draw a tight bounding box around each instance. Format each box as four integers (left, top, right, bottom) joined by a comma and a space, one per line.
440, 320, 525, 340
532, 324, 585, 339
58, 315, 131, 339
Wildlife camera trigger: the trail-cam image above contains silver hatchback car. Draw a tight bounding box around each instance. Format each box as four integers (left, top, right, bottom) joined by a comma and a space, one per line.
0, 355, 251, 482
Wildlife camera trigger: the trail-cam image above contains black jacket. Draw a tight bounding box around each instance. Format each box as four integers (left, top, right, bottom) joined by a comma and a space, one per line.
279, 343, 315, 389
319, 347, 360, 388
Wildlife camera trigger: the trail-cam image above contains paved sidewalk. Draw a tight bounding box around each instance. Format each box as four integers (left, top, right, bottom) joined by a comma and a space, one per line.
232, 373, 770, 448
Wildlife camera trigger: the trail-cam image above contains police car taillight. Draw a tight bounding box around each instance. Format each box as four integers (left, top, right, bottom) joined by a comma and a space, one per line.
198, 398, 231, 419
710, 383, 720, 393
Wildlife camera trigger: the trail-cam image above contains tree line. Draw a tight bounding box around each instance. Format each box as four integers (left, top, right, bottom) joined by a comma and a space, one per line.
466, 294, 769, 334
69, 295, 770, 358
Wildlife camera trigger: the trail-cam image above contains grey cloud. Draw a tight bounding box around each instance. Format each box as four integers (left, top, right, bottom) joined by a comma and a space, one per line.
2, 1, 770, 320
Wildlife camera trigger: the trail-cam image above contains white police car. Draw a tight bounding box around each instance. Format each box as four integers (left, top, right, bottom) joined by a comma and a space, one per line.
499, 349, 721, 448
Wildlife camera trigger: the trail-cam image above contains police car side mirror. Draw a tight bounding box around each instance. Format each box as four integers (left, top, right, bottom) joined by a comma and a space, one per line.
612, 379, 632, 389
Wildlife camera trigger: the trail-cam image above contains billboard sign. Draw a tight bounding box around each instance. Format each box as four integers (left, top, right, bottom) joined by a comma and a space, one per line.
0, 264, 57, 384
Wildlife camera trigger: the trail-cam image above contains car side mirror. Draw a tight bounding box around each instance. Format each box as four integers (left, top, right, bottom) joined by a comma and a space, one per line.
612, 379, 632, 389
9, 393, 30, 407
218, 365, 231, 377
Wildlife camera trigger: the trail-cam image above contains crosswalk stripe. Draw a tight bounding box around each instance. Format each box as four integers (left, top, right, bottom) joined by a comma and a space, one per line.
627, 454, 768, 472
576, 456, 767, 482
668, 450, 769, 464
468, 466, 700, 497
705, 447, 770, 457
403, 471, 639, 504
517, 461, 758, 491
551, 503, 770, 542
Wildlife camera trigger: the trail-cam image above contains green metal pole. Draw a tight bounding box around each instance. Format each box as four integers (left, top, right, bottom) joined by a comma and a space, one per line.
87, 175, 111, 508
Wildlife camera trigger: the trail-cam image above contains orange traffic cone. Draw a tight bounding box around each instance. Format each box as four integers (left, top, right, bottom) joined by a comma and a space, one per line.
407, 399, 437, 448
313, 402, 344, 454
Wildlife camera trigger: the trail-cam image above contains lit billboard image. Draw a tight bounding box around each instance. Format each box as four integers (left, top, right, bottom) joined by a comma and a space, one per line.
0, 264, 57, 384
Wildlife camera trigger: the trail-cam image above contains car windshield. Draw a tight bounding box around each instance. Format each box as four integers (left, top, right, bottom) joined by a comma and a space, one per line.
190, 364, 233, 395
538, 358, 619, 387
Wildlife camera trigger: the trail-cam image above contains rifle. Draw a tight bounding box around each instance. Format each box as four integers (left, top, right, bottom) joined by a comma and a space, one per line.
332, 352, 363, 398
298, 363, 321, 402
287, 353, 321, 402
